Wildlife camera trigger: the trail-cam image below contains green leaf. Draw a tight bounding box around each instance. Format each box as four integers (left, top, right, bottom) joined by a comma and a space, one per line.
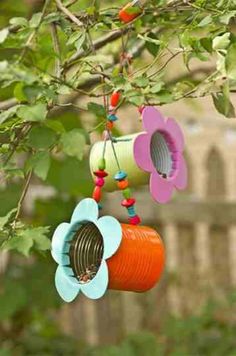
0, 105, 20, 124
29, 12, 42, 28
75, 33, 86, 51
197, 15, 212, 27
220, 11, 236, 24
138, 34, 160, 45
150, 82, 164, 93
213, 33, 230, 51
127, 94, 144, 106
0, 60, 8, 71
133, 76, 149, 88
212, 83, 235, 118
17, 103, 47, 122
9, 17, 28, 27
28, 126, 57, 149
14, 82, 27, 101
24, 226, 50, 251
60, 129, 86, 160
0, 28, 9, 44
2, 233, 33, 256
0, 209, 17, 230
225, 43, 236, 80
44, 120, 65, 133
87, 102, 106, 118
27, 152, 51, 180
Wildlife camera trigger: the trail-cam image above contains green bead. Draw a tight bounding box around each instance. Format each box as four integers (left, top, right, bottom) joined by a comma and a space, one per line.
123, 188, 131, 199
98, 157, 106, 170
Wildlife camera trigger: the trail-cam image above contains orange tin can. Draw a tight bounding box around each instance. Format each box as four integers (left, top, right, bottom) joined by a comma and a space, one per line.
107, 224, 165, 292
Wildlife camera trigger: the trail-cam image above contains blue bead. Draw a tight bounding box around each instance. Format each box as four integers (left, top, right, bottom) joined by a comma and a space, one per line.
114, 171, 127, 181
127, 206, 136, 217
108, 114, 118, 122
98, 203, 103, 210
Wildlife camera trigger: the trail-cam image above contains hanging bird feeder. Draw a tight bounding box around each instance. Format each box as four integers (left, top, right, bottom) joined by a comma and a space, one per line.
90, 106, 187, 203
51, 198, 165, 302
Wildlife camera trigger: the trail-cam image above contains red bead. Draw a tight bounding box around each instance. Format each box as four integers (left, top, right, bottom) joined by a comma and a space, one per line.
95, 177, 105, 187
121, 198, 136, 208
119, 4, 141, 23
110, 92, 120, 107
106, 121, 114, 130
94, 170, 108, 178
93, 186, 102, 202
129, 215, 141, 225
138, 105, 145, 114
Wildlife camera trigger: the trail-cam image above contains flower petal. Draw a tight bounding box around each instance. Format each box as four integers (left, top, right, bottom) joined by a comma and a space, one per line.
142, 106, 165, 133
51, 249, 70, 265
55, 266, 80, 302
133, 133, 153, 172
71, 198, 99, 224
51, 222, 71, 260
166, 118, 184, 152
150, 171, 173, 203
96, 216, 122, 259
81, 260, 108, 299
174, 156, 188, 190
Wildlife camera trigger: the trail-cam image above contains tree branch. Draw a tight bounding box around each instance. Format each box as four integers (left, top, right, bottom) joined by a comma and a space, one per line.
64, 28, 129, 70
0, 98, 18, 110
55, 0, 83, 27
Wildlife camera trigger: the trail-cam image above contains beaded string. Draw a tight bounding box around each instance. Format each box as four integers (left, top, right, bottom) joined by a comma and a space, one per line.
92, 33, 141, 225
92, 91, 141, 225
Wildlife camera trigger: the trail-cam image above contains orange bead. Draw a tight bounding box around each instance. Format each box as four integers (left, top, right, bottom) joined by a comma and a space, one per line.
106, 121, 114, 130
92, 186, 102, 202
117, 179, 129, 190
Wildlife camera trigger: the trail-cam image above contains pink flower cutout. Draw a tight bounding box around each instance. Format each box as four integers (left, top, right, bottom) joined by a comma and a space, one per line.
134, 106, 187, 203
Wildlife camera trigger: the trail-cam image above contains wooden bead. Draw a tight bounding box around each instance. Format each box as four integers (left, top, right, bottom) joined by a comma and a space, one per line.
106, 121, 114, 130
122, 188, 131, 199
94, 170, 108, 178
129, 215, 141, 225
95, 177, 105, 187
117, 179, 129, 190
98, 158, 106, 170
119, 3, 141, 23
92, 186, 102, 202
110, 92, 120, 107
121, 198, 136, 208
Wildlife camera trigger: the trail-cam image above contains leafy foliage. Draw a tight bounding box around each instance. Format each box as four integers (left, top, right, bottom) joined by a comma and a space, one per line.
0, 0, 235, 351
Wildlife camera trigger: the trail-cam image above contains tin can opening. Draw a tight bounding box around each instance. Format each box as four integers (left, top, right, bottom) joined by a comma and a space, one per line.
150, 130, 177, 178
69, 222, 104, 284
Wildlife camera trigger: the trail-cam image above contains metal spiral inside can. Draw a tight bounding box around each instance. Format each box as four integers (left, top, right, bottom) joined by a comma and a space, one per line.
150, 130, 176, 178
69, 222, 104, 284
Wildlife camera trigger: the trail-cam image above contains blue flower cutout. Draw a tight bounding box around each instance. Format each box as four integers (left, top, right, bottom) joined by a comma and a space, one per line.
51, 198, 122, 302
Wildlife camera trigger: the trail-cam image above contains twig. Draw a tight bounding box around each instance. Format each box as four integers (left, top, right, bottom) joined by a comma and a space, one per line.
12, 170, 32, 229
55, 0, 83, 27
0, 98, 18, 110
3, 124, 32, 166
64, 28, 129, 70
